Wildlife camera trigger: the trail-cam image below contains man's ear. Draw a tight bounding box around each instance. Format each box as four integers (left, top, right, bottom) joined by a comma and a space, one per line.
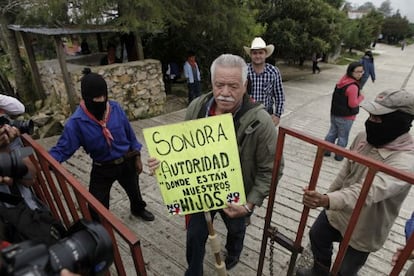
243, 80, 248, 94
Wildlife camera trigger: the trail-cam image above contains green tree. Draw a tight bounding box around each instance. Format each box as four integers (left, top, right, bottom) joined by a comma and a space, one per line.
9, 0, 261, 93
341, 9, 383, 52
378, 0, 393, 17
141, 1, 261, 89
357, 2, 375, 12
342, 16, 377, 52
323, 0, 345, 9
0, 0, 36, 108
256, 0, 346, 64
382, 12, 411, 44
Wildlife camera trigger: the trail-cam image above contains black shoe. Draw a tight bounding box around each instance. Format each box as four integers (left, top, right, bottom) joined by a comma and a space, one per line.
131, 209, 155, 221
296, 267, 329, 276
334, 155, 344, 161
323, 151, 331, 157
296, 264, 329, 276
225, 255, 239, 270
296, 268, 315, 276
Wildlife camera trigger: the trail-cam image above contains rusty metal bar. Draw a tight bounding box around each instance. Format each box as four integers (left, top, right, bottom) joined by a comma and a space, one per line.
389, 230, 414, 275
257, 127, 286, 276
331, 168, 376, 275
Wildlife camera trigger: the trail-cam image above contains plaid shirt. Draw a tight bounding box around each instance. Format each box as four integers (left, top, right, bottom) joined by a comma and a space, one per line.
247, 63, 285, 117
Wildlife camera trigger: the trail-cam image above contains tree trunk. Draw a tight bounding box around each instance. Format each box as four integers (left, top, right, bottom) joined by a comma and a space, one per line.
0, 15, 34, 110
135, 32, 144, 60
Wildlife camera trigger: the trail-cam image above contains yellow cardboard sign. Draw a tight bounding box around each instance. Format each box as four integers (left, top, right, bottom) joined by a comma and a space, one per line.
143, 114, 245, 215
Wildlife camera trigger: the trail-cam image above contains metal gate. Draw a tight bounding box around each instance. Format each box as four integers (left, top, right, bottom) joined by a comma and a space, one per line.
21, 134, 147, 276
257, 126, 414, 276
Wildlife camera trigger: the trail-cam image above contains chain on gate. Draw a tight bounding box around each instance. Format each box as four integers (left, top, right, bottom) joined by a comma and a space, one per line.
268, 226, 278, 276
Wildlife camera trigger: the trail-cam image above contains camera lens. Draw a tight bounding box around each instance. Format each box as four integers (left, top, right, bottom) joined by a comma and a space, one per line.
48, 220, 113, 274
10, 119, 34, 135
0, 152, 13, 177
0, 147, 33, 178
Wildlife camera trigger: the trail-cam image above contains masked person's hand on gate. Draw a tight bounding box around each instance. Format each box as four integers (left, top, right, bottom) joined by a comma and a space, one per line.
302, 186, 329, 209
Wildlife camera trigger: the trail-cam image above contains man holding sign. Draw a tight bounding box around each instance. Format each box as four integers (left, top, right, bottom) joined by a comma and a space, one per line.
148, 54, 281, 274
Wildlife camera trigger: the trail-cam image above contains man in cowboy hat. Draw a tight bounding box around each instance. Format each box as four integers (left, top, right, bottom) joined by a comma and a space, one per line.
244, 37, 285, 126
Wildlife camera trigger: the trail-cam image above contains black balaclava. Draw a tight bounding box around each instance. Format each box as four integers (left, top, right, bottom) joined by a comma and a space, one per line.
365, 110, 414, 147
81, 68, 108, 120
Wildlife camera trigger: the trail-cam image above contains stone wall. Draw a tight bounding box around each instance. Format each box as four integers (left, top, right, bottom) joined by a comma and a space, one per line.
37, 58, 166, 119
32, 58, 166, 138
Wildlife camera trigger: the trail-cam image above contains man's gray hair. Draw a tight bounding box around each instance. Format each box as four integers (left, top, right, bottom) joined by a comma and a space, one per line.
210, 54, 248, 84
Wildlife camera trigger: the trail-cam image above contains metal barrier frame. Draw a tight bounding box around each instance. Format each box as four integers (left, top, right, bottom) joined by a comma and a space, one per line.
21, 134, 147, 276
257, 126, 414, 276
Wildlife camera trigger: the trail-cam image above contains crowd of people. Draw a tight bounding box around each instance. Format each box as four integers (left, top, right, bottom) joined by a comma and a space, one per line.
0, 36, 413, 276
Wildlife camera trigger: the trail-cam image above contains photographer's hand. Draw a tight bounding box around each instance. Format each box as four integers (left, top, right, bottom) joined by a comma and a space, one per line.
0, 176, 13, 185
0, 125, 20, 148
60, 269, 80, 276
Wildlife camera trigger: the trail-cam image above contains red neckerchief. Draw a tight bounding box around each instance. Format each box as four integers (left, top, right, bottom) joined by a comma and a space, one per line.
80, 100, 114, 147
208, 102, 216, 116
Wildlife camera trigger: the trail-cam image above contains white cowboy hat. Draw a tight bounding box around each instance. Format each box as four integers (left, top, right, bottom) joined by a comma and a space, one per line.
243, 37, 275, 58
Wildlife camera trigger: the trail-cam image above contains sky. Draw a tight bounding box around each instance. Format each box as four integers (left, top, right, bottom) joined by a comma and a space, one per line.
350, 0, 414, 22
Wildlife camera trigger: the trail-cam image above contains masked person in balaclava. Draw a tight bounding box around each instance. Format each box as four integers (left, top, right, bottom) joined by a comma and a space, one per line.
297, 89, 414, 276
49, 68, 155, 222
81, 67, 108, 120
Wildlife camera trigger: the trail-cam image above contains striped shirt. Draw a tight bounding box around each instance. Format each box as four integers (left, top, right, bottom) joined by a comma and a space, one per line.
247, 63, 285, 117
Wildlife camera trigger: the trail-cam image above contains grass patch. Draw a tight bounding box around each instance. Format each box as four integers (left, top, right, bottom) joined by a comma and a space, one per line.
335, 51, 361, 65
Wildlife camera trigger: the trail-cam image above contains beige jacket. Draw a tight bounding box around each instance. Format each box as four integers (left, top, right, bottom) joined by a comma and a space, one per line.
326, 132, 414, 252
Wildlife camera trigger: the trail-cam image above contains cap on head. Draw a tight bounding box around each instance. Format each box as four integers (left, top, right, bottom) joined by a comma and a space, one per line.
243, 37, 275, 58
81, 68, 108, 100
360, 89, 414, 115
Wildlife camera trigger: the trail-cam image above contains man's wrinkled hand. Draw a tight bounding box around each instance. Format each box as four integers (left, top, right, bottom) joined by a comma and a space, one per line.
223, 202, 249, 218
271, 115, 280, 126
147, 157, 160, 176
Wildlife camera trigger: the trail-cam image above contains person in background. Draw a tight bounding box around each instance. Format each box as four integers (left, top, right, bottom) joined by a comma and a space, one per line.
100, 43, 121, 65
401, 39, 407, 51
297, 89, 414, 276
148, 54, 280, 275
359, 50, 375, 89
49, 68, 154, 222
183, 50, 201, 104
312, 53, 321, 74
80, 38, 91, 55
244, 37, 285, 126
324, 62, 364, 161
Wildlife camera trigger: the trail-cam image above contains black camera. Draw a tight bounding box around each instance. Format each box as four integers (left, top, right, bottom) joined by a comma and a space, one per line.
1, 219, 114, 276
0, 147, 33, 178
0, 114, 34, 135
